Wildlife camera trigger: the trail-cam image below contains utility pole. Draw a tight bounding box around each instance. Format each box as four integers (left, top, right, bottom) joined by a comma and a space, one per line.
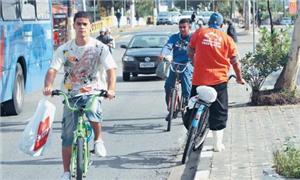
185, 0, 187, 10
130, 0, 135, 27
82, 0, 86, 11
93, 0, 96, 22
253, 0, 256, 54
67, 0, 75, 41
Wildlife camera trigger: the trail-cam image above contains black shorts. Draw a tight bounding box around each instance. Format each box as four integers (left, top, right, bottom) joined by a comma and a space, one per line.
190, 83, 228, 130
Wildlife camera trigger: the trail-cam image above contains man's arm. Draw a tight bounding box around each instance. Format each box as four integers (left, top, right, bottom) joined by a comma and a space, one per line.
159, 35, 174, 61
230, 57, 245, 84
187, 45, 195, 64
106, 68, 116, 100
43, 68, 57, 96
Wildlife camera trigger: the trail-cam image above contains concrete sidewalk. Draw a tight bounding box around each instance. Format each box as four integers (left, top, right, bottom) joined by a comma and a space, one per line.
193, 82, 300, 180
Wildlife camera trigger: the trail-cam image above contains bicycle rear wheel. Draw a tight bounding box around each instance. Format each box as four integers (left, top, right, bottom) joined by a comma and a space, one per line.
180, 96, 187, 118
167, 89, 177, 131
182, 126, 196, 164
193, 109, 210, 150
76, 138, 84, 180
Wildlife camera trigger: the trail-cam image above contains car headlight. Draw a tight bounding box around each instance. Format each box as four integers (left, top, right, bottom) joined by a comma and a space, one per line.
123, 56, 135, 62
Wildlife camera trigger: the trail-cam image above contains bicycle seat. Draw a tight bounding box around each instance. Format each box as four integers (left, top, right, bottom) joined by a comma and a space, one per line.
196, 86, 217, 103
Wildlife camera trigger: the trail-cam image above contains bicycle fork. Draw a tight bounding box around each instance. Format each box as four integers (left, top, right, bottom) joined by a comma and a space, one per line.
71, 116, 90, 177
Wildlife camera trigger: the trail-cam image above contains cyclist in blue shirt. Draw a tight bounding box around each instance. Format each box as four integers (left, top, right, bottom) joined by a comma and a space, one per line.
160, 18, 193, 120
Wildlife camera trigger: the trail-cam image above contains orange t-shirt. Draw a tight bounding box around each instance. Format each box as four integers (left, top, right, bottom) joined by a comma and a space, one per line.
190, 28, 238, 86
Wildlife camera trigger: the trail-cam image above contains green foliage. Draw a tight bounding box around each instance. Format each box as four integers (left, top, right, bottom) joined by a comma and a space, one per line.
135, 0, 154, 17
273, 137, 300, 178
240, 27, 291, 92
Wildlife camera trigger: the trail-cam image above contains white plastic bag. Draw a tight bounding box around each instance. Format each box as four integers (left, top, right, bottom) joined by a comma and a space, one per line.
156, 60, 170, 79
19, 99, 56, 156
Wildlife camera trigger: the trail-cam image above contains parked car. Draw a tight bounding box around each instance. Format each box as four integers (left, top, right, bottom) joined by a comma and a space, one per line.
157, 12, 173, 25
169, 11, 181, 24
120, 32, 171, 81
197, 11, 214, 25
180, 11, 194, 20
280, 17, 293, 25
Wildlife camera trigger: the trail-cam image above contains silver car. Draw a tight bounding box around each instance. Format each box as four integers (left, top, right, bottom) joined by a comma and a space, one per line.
157, 12, 173, 25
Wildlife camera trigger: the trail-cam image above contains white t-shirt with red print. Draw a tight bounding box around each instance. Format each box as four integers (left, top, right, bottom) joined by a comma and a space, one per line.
50, 38, 117, 96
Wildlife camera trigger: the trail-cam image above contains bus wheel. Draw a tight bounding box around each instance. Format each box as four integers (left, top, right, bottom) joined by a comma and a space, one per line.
1, 63, 25, 115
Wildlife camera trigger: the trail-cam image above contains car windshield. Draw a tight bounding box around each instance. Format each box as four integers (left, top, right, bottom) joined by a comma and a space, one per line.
129, 35, 169, 48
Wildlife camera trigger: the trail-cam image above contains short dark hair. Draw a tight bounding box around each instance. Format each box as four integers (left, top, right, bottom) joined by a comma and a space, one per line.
179, 18, 190, 25
73, 11, 92, 23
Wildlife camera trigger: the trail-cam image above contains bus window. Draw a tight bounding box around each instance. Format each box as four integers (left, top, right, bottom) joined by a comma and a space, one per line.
36, 0, 50, 20
20, 0, 36, 20
2, 0, 20, 20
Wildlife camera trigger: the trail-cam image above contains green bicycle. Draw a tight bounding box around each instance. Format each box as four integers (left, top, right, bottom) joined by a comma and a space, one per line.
52, 89, 107, 180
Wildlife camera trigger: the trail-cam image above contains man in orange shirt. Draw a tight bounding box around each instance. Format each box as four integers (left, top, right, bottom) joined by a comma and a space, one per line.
188, 12, 245, 152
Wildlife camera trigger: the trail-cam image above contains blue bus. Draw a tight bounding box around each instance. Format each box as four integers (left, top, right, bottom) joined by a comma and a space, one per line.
0, 0, 53, 115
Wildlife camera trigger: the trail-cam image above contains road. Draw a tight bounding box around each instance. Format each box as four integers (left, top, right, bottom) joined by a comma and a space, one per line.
0, 24, 298, 180
0, 25, 191, 180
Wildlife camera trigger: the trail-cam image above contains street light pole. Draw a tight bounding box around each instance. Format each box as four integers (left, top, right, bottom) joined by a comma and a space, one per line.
253, 0, 256, 54
67, 0, 75, 41
93, 0, 96, 22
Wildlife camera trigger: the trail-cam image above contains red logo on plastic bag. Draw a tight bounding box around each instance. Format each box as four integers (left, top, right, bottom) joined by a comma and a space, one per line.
33, 116, 51, 151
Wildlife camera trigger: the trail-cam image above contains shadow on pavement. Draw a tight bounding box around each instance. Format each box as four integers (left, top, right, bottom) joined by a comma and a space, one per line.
92, 149, 181, 170
180, 148, 202, 180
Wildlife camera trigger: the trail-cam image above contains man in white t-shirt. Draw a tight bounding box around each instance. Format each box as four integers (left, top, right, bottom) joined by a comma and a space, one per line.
43, 11, 117, 180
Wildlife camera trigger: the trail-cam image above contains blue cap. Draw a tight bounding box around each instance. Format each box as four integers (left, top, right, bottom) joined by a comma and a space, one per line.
208, 12, 224, 29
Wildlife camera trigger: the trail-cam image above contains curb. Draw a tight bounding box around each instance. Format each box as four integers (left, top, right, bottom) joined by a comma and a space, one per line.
193, 131, 214, 180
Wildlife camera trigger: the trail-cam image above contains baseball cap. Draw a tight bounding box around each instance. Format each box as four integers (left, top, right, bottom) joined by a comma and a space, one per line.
208, 12, 224, 29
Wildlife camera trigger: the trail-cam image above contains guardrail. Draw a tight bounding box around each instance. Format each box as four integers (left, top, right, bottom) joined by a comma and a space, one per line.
90, 16, 113, 34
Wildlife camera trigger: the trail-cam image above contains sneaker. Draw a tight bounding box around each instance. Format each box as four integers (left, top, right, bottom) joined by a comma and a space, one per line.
60, 172, 71, 180
94, 139, 107, 157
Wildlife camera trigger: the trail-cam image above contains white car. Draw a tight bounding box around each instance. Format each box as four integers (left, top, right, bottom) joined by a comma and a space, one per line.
180, 11, 194, 20
197, 11, 214, 25
169, 11, 181, 24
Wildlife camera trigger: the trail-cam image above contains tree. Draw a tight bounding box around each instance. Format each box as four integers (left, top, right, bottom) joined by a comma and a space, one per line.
135, 0, 154, 17
274, 11, 300, 92
244, 0, 251, 30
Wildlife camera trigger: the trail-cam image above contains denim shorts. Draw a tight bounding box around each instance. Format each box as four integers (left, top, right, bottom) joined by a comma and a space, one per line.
61, 96, 103, 147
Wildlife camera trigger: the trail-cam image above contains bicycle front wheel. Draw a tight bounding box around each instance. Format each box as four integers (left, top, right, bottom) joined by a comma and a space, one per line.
76, 138, 84, 180
167, 89, 177, 131
182, 126, 196, 164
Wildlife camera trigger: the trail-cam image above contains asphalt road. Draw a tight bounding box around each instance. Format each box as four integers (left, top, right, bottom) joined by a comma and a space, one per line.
0, 25, 190, 180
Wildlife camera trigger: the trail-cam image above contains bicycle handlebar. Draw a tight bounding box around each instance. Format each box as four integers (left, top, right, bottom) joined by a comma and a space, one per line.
51, 89, 108, 112
169, 62, 188, 74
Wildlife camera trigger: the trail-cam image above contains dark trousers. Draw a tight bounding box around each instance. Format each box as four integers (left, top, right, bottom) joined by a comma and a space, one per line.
190, 83, 228, 130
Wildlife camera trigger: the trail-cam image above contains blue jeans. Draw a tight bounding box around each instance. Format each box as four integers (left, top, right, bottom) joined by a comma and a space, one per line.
164, 62, 193, 106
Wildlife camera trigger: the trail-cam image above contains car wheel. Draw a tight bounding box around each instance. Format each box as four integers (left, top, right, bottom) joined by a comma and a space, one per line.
1, 63, 25, 115
123, 72, 130, 81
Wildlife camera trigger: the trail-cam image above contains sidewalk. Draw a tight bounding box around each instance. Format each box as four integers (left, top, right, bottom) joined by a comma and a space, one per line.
193, 82, 300, 180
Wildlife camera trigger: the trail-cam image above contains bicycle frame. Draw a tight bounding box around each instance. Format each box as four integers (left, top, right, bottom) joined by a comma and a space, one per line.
166, 62, 188, 131
168, 62, 188, 114
52, 90, 107, 179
